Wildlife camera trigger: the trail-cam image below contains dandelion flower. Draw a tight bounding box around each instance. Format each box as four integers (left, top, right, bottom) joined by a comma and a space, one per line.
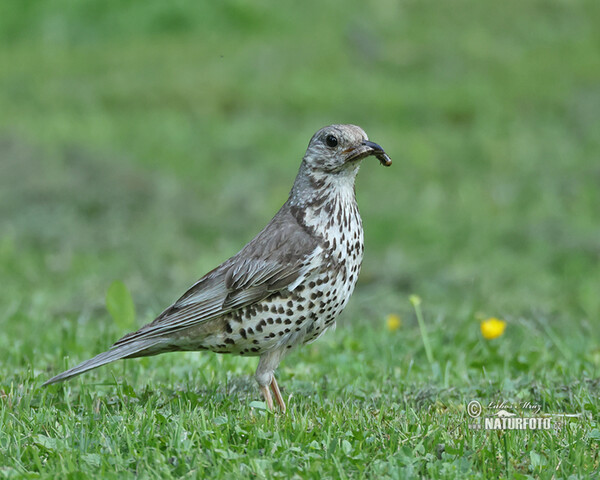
480, 317, 506, 340
386, 314, 402, 331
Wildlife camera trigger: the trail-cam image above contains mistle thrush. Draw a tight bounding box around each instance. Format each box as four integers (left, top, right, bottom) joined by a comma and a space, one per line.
44, 124, 391, 412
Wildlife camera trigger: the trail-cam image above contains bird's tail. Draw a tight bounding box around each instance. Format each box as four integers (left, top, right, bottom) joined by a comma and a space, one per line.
42, 340, 161, 386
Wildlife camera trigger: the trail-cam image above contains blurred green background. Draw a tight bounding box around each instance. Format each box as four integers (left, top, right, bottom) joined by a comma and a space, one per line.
1, 0, 598, 333
1, 0, 600, 476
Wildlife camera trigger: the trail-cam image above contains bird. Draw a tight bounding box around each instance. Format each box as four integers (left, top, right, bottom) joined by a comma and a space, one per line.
43, 124, 391, 412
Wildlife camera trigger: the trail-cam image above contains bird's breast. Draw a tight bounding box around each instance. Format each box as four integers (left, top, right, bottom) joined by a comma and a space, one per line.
302, 192, 365, 290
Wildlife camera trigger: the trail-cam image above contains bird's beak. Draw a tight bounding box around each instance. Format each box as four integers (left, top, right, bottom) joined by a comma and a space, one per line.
344, 141, 392, 167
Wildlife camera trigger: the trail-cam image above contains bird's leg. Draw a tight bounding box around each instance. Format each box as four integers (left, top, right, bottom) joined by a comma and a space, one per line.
270, 376, 286, 413
256, 350, 286, 413
260, 384, 274, 410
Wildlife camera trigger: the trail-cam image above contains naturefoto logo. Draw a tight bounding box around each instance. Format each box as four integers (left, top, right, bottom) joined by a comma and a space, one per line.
466, 400, 579, 431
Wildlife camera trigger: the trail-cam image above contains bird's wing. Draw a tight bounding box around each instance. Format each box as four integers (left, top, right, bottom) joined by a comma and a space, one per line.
113, 206, 321, 345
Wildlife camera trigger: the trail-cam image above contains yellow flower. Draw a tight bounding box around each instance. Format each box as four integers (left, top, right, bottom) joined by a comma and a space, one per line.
480, 318, 506, 339
386, 314, 402, 331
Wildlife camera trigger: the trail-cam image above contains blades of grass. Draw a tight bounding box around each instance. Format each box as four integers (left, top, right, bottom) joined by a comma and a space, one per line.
410, 295, 434, 367
538, 319, 572, 362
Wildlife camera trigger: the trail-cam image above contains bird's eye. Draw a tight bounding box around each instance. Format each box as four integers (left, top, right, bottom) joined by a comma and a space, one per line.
325, 134, 338, 148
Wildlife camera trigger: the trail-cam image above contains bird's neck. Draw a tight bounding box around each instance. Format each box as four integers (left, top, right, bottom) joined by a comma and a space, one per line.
288, 162, 359, 210
287, 162, 362, 245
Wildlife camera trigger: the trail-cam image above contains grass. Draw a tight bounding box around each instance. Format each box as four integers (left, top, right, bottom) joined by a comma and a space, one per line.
1, 0, 599, 478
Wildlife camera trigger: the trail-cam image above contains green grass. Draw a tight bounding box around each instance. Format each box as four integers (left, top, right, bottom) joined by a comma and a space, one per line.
1, 0, 599, 478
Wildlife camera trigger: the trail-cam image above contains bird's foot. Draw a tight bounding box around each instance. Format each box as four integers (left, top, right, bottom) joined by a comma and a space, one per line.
270, 376, 286, 414
259, 377, 286, 414
260, 384, 274, 410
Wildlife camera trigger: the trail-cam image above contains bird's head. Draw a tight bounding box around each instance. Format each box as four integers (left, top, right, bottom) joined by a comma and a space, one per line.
302, 124, 391, 174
